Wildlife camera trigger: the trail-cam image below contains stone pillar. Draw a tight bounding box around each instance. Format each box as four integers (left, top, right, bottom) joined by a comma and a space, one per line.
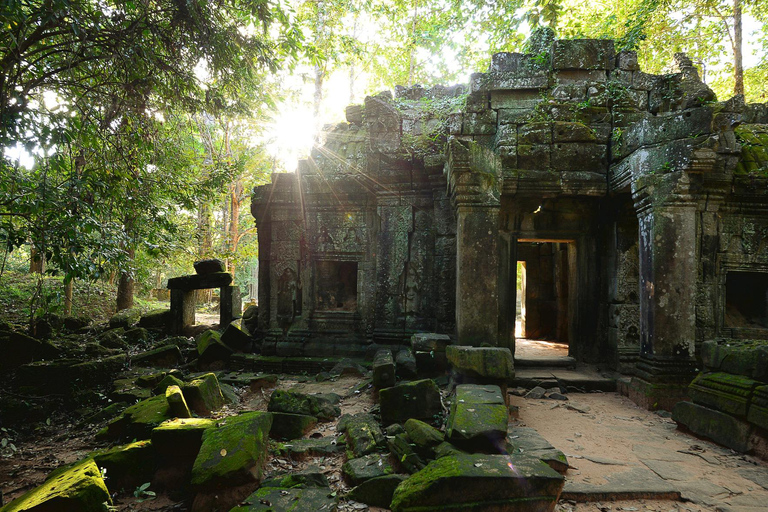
630, 194, 698, 409
170, 289, 195, 335
446, 139, 502, 346
220, 285, 241, 326
456, 204, 500, 345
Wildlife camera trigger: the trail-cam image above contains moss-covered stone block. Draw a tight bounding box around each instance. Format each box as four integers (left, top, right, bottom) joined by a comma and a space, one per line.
404, 418, 444, 457
230, 487, 337, 511
373, 349, 395, 389
347, 474, 407, 508
165, 384, 192, 418
343, 453, 394, 485
269, 412, 318, 440
673, 401, 753, 453
152, 373, 185, 395
388, 433, 426, 473
190, 411, 273, 489
196, 329, 233, 366
552, 39, 615, 70
390, 453, 564, 512
1, 459, 111, 512
379, 379, 442, 426
276, 437, 346, 458
110, 308, 142, 329
99, 394, 173, 440
446, 346, 514, 381
344, 413, 385, 457
151, 417, 217, 459
221, 319, 251, 352
182, 372, 225, 416
268, 389, 341, 420
132, 344, 183, 368
138, 309, 170, 330
688, 372, 758, 417
446, 385, 508, 453
90, 440, 156, 494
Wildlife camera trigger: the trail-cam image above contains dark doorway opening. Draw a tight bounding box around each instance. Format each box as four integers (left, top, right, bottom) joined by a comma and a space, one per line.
316, 261, 358, 311
515, 240, 573, 358
726, 271, 768, 328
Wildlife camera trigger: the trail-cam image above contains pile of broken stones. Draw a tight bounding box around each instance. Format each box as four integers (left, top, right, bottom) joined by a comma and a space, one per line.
1, 313, 568, 511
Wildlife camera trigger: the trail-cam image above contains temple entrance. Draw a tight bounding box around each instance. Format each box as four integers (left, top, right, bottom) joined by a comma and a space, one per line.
514, 240, 574, 359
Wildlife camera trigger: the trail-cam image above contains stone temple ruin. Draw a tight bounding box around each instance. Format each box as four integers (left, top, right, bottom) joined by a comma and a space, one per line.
252, 34, 768, 416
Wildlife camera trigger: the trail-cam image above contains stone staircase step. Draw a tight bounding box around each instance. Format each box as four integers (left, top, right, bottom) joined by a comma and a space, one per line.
515, 356, 577, 368
513, 367, 616, 392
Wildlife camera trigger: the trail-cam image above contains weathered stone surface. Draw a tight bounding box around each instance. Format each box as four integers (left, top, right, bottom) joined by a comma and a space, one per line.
262, 466, 330, 489
152, 373, 184, 395
343, 453, 394, 485
0, 330, 60, 370
379, 379, 442, 425
446, 346, 514, 381
230, 487, 337, 511
97, 329, 127, 349
196, 329, 233, 366
1, 459, 111, 512
110, 308, 142, 329
411, 333, 452, 353
347, 474, 407, 508
343, 413, 385, 457
139, 309, 170, 330
507, 427, 568, 474
390, 453, 564, 512
268, 389, 341, 420
447, 384, 508, 453
182, 373, 226, 416
388, 433, 426, 473
673, 401, 753, 453
373, 349, 396, 389
100, 394, 172, 440
395, 348, 418, 380
404, 418, 444, 455
90, 440, 156, 494
279, 437, 345, 458
190, 411, 273, 489
165, 384, 192, 418
167, 272, 232, 290
552, 39, 615, 70
748, 385, 768, 430
151, 417, 217, 459
269, 412, 318, 440
221, 319, 251, 352
132, 344, 183, 367
688, 372, 757, 417
193, 258, 225, 275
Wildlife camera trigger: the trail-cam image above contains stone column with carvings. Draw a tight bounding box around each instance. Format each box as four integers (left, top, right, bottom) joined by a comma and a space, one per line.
446, 138, 502, 346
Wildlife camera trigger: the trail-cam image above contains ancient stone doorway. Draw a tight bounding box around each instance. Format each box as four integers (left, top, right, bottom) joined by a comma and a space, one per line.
514, 240, 573, 358
726, 271, 768, 329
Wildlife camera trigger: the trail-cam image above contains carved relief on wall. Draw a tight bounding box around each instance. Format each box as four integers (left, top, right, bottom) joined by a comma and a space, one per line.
276, 267, 300, 329
616, 244, 640, 304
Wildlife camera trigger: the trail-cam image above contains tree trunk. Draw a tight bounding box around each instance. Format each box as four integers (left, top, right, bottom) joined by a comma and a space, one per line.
116, 247, 135, 311
29, 246, 45, 273
407, 0, 418, 86
313, 0, 326, 130
64, 278, 73, 315
733, 0, 744, 96
227, 180, 242, 278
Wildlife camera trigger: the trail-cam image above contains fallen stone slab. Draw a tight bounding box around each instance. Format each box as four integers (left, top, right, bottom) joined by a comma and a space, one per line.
390, 453, 564, 512
279, 437, 345, 458
446, 384, 508, 453
268, 389, 341, 420
132, 344, 183, 368
139, 309, 171, 330
379, 379, 442, 425
190, 411, 273, 489
269, 412, 318, 440
1, 459, 111, 512
347, 474, 407, 508
152, 373, 185, 395
673, 401, 753, 453
230, 486, 337, 511
404, 418, 444, 457
261, 466, 330, 489
640, 458, 693, 481
99, 394, 173, 440
0, 330, 60, 370
196, 330, 234, 367
343, 453, 395, 485
151, 417, 217, 490
507, 427, 568, 473
373, 349, 395, 389
395, 348, 418, 380
166, 385, 192, 418
446, 345, 514, 381
688, 371, 757, 417
561, 467, 680, 502
411, 333, 451, 353
110, 308, 142, 329
89, 440, 156, 494
182, 373, 226, 416
343, 413, 385, 457
221, 319, 252, 352
387, 433, 426, 473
